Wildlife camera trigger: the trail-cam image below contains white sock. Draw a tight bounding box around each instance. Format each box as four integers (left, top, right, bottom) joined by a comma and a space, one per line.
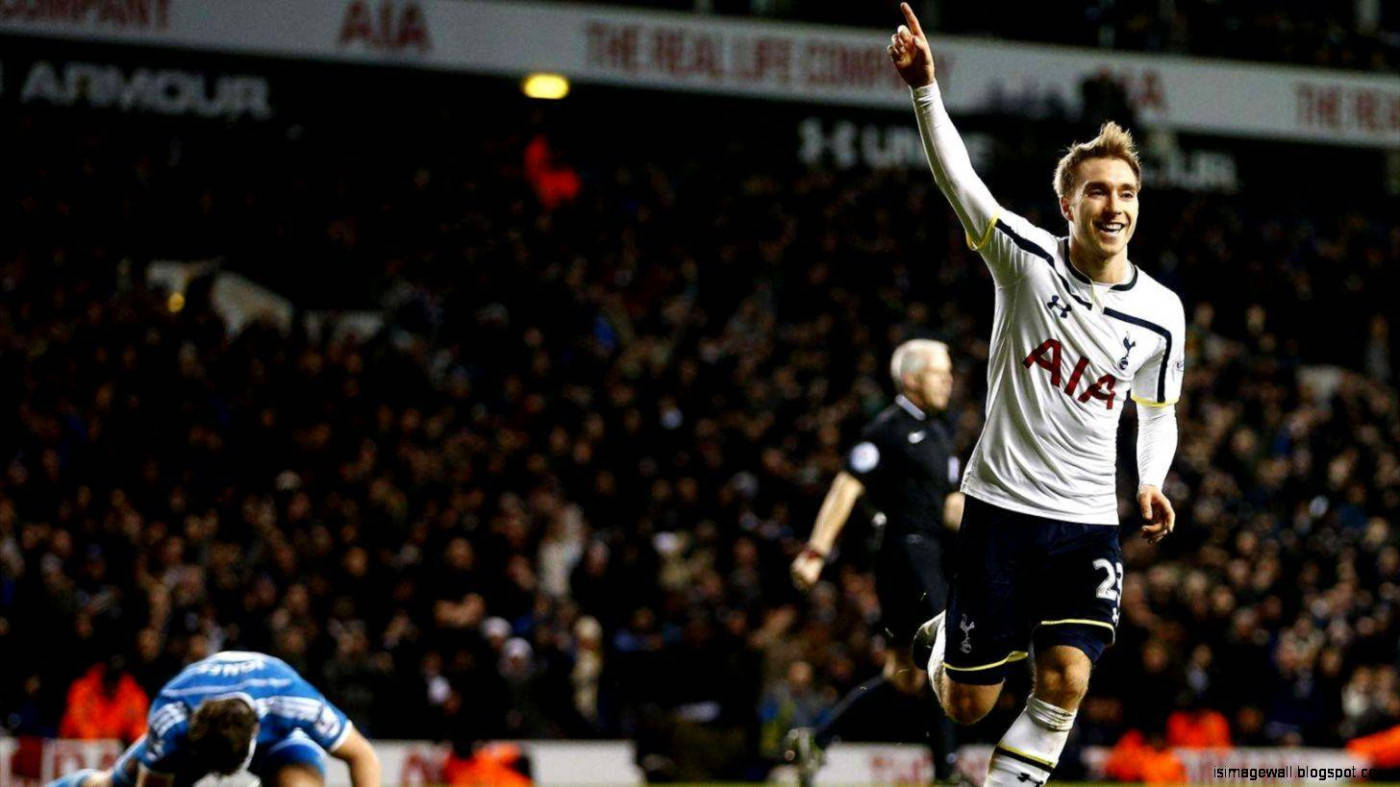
924, 614, 947, 704
984, 697, 1075, 787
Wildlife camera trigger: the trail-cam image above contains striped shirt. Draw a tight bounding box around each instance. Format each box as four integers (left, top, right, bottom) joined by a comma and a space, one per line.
140, 651, 352, 776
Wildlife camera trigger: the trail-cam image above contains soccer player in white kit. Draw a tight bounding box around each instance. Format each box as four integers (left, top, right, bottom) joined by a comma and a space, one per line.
888, 4, 1184, 785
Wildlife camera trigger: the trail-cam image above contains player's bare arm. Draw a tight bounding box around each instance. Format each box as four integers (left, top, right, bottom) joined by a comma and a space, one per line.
330, 725, 382, 787
791, 471, 864, 590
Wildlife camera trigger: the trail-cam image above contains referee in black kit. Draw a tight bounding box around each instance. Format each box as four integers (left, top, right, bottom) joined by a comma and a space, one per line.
786, 339, 963, 784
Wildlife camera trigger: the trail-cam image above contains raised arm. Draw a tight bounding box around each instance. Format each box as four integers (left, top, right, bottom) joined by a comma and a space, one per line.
791, 471, 864, 591
889, 3, 1001, 251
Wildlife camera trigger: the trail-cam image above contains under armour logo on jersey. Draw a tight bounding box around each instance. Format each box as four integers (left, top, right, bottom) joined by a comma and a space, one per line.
908, 430, 926, 444
1045, 295, 1071, 318
959, 615, 975, 654
1118, 336, 1137, 370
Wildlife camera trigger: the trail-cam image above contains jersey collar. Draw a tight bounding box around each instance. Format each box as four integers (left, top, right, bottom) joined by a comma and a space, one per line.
895, 394, 927, 420
1061, 238, 1139, 291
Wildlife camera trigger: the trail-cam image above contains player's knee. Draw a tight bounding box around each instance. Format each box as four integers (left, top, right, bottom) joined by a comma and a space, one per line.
944, 681, 999, 725
1035, 651, 1092, 706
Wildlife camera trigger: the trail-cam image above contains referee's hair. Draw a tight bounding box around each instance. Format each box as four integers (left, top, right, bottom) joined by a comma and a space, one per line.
890, 339, 949, 392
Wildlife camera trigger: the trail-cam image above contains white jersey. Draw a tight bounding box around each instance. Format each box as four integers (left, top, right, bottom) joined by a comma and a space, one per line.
910, 82, 1184, 525
960, 211, 1185, 524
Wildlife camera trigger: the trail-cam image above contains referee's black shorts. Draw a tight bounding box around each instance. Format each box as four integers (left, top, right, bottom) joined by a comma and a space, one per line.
875, 529, 949, 649
942, 496, 1122, 685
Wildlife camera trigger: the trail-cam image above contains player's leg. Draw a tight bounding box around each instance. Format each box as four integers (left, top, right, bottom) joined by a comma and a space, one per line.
983, 523, 1120, 787
925, 626, 1007, 725
983, 644, 1088, 787
1032, 643, 1093, 711
915, 497, 1023, 725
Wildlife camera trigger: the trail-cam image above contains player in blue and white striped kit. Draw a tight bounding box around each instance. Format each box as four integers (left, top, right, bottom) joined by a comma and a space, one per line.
50, 651, 381, 787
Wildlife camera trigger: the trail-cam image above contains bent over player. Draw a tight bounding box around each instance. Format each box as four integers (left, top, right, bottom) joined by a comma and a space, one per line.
787, 339, 962, 783
888, 4, 1185, 785
50, 651, 381, 787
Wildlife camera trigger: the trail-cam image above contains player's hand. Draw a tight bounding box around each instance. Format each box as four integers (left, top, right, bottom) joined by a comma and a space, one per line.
791, 547, 826, 591
888, 2, 935, 88
1138, 485, 1175, 544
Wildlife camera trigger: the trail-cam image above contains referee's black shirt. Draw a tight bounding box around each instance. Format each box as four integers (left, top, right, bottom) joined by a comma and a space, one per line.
843, 394, 960, 540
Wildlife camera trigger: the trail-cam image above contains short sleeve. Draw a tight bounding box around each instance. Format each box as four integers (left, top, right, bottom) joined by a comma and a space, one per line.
141, 701, 190, 772
1132, 297, 1186, 406
280, 674, 354, 752
972, 209, 1058, 288
310, 702, 353, 751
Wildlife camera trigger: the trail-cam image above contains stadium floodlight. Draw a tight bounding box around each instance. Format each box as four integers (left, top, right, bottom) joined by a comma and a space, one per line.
521, 73, 570, 100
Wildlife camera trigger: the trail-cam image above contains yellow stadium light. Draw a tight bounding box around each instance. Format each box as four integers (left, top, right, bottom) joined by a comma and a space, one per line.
167, 291, 186, 313
522, 73, 570, 100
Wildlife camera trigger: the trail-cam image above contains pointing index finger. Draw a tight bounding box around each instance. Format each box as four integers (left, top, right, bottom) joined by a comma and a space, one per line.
900, 2, 924, 39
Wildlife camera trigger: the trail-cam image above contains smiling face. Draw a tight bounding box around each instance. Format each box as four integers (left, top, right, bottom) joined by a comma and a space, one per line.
1062, 156, 1140, 261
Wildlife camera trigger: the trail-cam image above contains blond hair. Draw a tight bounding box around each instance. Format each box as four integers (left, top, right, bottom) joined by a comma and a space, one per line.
1053, 121, 1142, 199
890, 339, 949, 392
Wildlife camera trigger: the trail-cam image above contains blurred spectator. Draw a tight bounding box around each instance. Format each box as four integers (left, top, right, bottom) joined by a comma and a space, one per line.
1103, 728, 1187, 782
571, 615, 605, 731
1166, 705, 1231, 749
758, 660, 827, 760
57, 657, 148, 743
442, 739, 533, 786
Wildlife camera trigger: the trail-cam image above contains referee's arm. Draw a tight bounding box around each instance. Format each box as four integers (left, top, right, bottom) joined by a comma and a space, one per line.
943, 490, 965, 532
791, 471, 864, 591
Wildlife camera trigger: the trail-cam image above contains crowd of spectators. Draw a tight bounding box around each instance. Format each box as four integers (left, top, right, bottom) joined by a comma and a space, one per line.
0, 76, 1398, 780
555, 0, 1400, 73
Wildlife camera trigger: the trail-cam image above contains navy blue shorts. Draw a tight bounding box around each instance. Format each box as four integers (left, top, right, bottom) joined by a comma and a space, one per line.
943, 496, 1121, 685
